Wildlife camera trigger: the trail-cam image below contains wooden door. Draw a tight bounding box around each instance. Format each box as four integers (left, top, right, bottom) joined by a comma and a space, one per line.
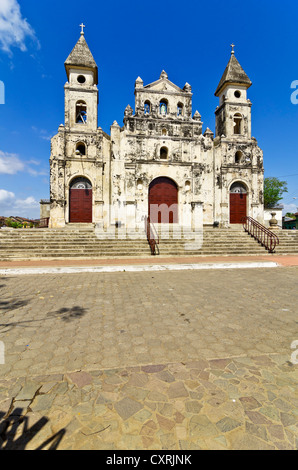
149, 177, 178, 223
69, 188, 92, 223
230, 193, 247, 224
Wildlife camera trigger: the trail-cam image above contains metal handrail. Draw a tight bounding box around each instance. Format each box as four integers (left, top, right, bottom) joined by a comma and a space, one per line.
242, 216, 279, 253
145, 216, 160, 255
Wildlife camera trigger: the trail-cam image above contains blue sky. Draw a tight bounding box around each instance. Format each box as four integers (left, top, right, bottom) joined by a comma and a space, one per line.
0, 0, 298, 218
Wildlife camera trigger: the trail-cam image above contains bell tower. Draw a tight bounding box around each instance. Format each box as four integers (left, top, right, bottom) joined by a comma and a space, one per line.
215, 45, 252, 139
213, 45, 264, 227
49, 25, 107, 229
64, 24, 98, 132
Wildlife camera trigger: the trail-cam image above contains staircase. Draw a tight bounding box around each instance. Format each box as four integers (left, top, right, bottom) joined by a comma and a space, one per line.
1, 224, 298, 261
273, 230, 298, 254
0, 227, 150, 260
154, 225, 270, 256
0, 224, 287, 261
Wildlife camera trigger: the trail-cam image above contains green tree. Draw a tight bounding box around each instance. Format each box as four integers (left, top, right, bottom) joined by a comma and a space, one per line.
264, 177, 288, 208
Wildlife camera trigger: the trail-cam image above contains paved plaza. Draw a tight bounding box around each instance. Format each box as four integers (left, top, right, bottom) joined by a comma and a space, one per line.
0, 266, 297, 449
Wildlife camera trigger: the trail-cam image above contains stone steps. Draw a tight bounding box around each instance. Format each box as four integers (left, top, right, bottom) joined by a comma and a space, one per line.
0, 227, 298, 259
0, 246, 265, 253
0, 235, 279, 242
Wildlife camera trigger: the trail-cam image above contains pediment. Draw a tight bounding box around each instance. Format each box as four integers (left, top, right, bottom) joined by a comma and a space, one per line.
144, 78, 184, 94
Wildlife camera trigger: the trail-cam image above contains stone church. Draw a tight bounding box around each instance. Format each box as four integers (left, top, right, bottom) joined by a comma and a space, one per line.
49, 28, 264, 231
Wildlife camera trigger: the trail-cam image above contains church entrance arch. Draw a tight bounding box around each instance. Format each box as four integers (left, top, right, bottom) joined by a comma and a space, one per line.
69, 177, 92, 223
149, 177, 178, 224
229, 182, 247, 224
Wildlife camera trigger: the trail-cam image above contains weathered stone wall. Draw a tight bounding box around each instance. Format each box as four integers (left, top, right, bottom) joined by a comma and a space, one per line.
40, 201, 50, 219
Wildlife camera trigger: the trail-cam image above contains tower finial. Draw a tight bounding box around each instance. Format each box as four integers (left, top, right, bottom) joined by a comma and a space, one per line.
230, 43, 235, 55
80, 23, 86, 35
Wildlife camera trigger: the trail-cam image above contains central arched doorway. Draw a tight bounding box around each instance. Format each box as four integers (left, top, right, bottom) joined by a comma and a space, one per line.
230, 182, 247, 224
69, 177, 92, 223
149, 177, 178, 223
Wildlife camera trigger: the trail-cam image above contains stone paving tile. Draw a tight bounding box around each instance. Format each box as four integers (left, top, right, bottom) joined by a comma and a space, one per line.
0, 354, 297, 450
0, 268, 298, 449
1, 268, 298, 379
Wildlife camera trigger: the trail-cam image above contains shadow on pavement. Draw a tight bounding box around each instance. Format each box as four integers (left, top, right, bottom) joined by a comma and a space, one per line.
0, 305, 87, 332
0, 409, 65, 450
47, 306, 87, 322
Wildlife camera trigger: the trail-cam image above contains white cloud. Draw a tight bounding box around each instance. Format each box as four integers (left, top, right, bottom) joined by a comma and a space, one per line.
15, 196, 38, 208
0, 0, 39, 54
0, 150, 47, 176
32, 126, 55, 142
282, 203, 298, 215
0, 188, 14, 202
0, 150, 25, 174
0, 189, 39, 218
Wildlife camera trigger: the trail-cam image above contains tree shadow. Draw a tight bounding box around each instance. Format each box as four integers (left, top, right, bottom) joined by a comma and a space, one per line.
0, 297, 32, 333
0, 276, 9, 290
0, 277, 30, 313
0, 409, 65, 450
0, 299, 30, 312
0, 279, 87, 330
47, 306, 87, 323
0, 305, 87, 333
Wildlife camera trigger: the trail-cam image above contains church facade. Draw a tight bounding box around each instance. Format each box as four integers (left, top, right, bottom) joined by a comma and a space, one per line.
49, 30, 264, 230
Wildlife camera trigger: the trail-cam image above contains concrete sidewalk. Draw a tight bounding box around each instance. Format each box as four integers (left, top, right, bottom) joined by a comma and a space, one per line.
0, 254, 297, 275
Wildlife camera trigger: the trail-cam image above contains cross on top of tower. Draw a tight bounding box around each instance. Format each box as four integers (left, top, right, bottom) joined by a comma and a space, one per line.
80, 23, 86, 35
230, 43, 235, 55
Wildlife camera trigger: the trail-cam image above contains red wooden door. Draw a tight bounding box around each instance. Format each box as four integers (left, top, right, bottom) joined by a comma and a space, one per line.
230, 193, 247, 224
149, 177, 178, 223
69, 189, 92, 223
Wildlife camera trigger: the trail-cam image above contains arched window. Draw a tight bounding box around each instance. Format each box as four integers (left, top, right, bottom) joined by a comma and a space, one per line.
177, 102, 183, 117
76, 142, 86, 156
137, 178, 143, 190
235, 151, 242, 163
162, 128, 167, 136
76, 101, 87, 124
70, 177, 92, 190
185, 180, 191, 192
160, 147, 168, 159
233, 113, 243, 135
230, 182, 247, 194
144, 101, 151, 115
160, 99, 168, 116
